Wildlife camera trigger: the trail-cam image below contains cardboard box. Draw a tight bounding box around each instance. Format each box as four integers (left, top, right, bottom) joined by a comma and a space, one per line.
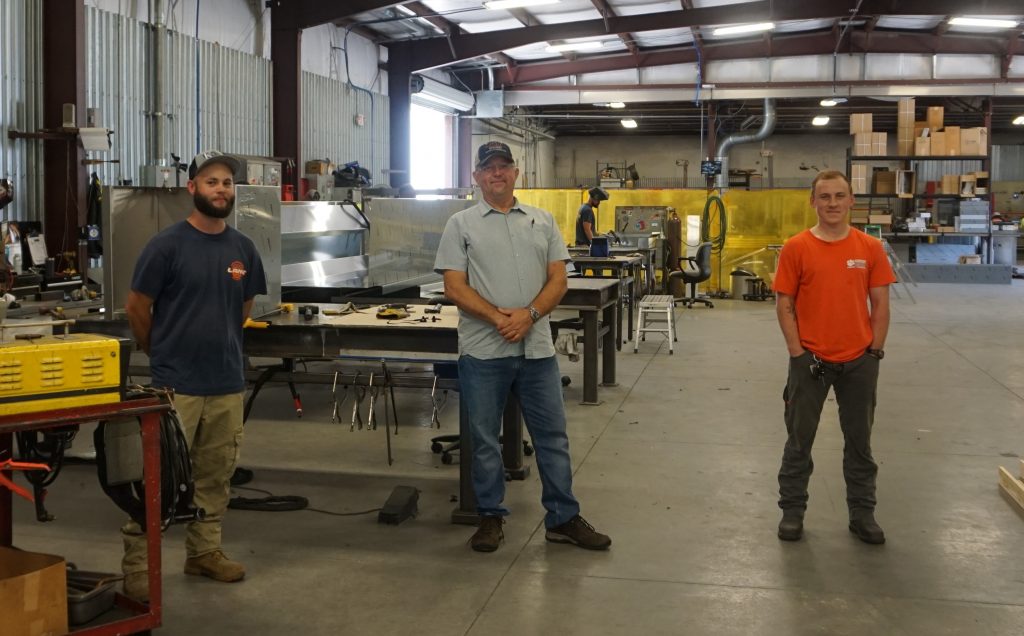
853, 132, 873, 156
303, 160, 334, 175
914, 121, 929, 137
973, 170, 990, 195
914, 137, 931, 156
850, 164, 868, 194
943, 126, 960, 156
958, 255, 982, 264
896, 170, 916, 198
960, 127, 989, 156
926, 106, 944, 132
874, 170, 897, 194
959, 174, 977, 198
930, 131, 946, 157
850, 113, 873, 135
869, 214, 893, 225
871, 132, 887, 155
0, 547, 68, 636
941, 174, 960, 195
897, 97, 915, 126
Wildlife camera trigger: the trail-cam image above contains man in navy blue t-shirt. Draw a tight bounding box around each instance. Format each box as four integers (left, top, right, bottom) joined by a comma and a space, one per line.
121, 150, 266, 602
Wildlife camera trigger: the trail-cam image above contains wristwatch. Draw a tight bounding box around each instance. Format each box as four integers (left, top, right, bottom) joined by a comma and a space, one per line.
528, 305, 541, 322
867, 348, 884, 359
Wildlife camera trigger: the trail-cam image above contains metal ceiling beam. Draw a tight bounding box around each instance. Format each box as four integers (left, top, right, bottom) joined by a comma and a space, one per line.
1002, 27, 1024, 78
478, 30, 1015, 86
385, 0, 1024, 71
405, 1, 460, 36
592, 0, 638, 56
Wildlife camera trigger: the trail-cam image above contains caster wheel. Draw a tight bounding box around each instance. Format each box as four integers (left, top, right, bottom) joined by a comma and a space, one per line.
561, 375, 571, 387
431, 442, 443, 453
709, 303, 715, 308
669, 350, 673, 355
523, 442, 534, 457
441, 453, 453, 465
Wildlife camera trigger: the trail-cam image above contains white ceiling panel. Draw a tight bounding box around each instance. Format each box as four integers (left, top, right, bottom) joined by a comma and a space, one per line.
706, 58, 770, 83
934, 54, 1000, 80
773, 19, 835, 33
641, 63, 700, 84
632, 28, 695, 47
876, 16, 942, 30
770, 55, 836, 82
863, 53, 932, 80
612, 1, 683, 16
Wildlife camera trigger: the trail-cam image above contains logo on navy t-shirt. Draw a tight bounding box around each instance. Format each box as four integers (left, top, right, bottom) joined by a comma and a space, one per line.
227, 260, 247, 281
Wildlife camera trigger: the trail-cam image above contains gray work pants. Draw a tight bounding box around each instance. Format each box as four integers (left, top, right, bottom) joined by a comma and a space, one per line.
777, 351, 880, 519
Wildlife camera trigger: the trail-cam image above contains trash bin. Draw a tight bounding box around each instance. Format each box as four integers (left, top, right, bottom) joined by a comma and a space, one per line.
730, 269, 757, 299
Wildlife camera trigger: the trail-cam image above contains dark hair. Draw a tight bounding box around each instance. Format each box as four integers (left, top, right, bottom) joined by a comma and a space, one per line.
810, 170, 852, 196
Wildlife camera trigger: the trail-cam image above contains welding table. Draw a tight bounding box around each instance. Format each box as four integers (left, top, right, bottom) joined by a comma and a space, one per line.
569, 254, 641, 347
1, 398, 171, 635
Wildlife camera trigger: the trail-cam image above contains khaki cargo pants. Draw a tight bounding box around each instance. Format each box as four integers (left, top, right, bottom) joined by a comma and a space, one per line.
122, 392, 245, 575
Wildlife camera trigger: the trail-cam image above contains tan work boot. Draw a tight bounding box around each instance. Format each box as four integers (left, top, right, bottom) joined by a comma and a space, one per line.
184, 550, 246, 582
122, 572, 149, 603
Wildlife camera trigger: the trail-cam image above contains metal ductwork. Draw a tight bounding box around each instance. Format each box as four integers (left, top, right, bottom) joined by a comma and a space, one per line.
152, 0, 167, 165
714, 98, 776, 190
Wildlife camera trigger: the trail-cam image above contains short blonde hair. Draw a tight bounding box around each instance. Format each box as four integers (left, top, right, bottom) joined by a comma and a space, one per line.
810, 170, 852, 196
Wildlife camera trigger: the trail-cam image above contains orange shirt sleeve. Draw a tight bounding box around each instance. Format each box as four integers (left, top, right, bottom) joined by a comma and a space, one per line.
868, 239, 897, 288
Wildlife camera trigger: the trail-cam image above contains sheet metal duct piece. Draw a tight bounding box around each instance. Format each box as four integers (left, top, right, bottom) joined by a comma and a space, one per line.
714, 98, 776, 190
280, 201, 370, 288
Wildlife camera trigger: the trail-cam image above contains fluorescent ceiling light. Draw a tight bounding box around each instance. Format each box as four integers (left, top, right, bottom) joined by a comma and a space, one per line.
812, 116, 830, 126
621, 118, 638, 129
547, 40, 604, 53
820, 97, 847, 107
713, 22, 775, 36
1014, 115, 1024, 126
948, 17, 1018, 28
608, 102, 626, 109
484, 0, 559, 10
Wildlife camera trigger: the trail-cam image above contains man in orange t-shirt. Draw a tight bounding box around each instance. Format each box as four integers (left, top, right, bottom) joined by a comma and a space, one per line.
772, 170, 896, 545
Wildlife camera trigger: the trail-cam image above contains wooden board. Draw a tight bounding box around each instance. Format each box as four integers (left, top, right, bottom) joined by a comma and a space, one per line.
998, 464, 1024, 513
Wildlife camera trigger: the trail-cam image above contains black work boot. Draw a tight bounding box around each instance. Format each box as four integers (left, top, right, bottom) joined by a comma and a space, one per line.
545, 515, 611, 550
778, 511, 804, 541
471, 516, 504, 552
849, 511, 885, 545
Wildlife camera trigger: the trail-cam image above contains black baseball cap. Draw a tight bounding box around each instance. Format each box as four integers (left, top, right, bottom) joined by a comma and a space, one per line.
475, 141, 514, 169
188, 150, 241, 180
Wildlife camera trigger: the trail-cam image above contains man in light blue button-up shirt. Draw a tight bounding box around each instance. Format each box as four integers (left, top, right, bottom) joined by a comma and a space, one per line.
434, 141, 611, 554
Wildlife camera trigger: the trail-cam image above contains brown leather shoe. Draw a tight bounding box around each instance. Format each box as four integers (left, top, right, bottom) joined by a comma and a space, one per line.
184, 550, 246, 582
122, 571, 149, 603
471, 516, 504, 552
545, 515, 611, 550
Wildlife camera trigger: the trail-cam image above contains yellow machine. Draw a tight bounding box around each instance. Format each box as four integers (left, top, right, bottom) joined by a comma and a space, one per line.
0, 333, 129, 416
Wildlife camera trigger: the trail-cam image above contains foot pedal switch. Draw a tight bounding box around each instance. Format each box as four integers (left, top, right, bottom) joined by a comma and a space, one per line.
378, 485, 419, 525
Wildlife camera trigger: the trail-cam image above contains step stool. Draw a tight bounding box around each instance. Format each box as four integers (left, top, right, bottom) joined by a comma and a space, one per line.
634, 294, 676, 354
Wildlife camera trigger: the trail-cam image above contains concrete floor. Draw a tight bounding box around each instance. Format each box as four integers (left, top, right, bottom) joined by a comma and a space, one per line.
12, 280, 1024, 635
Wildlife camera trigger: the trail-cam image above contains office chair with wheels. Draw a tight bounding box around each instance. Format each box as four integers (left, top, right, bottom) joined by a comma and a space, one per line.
669, 241, 714, 308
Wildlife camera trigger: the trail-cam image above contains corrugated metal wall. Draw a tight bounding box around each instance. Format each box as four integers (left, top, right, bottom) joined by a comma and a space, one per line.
302, 72, 390, 187
85, 6, 273, 186
992, 145, 1024, 181
0, 0, 44, 221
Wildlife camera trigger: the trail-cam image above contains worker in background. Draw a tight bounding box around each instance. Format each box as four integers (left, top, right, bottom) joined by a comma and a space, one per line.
773, 170, 895, 545
574, 187, 608, 246
435, 141, 611, 553
122, 150, 267, 601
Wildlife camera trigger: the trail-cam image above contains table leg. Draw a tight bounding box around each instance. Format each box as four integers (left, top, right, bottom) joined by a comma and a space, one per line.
625, 278, 634, 342
601, 302, 618, 388
502, 400, 528, 480
581, 309, 600, 405
140, 412, 163, 623
452, 396, 479, 524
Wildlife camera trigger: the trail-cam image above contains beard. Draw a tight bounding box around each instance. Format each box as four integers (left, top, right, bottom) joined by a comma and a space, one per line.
194, 191, 234, 219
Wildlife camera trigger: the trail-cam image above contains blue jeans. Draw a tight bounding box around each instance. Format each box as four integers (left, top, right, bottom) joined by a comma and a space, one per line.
458, 354, 580, 529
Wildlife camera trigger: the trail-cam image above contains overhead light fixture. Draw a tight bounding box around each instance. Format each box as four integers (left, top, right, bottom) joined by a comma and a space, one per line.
1014, 115, 1024, 126
949, 17, 1018, 28
820, 97, 847, 107
713, 22, 775, 36
608, 102, 626, 109
484, 0, 559, 10
410, 75, 475, 112
547, 40, 605, 53
621, 118, 638, 129
812, 116, 830, 126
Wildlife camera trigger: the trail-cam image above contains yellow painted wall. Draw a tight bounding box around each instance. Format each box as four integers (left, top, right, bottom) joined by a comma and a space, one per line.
516, 188, 818, 292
